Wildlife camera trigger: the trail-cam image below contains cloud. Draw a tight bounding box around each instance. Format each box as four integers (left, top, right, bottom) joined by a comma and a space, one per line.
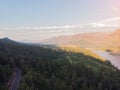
0, 17, 120, 41
111, 6, 120, 14
112, 7, 117, 11
24, 17, 120, 30
97, 17, 120, 23
89, 23, 120, 28
1, 17, 120, 32
88, 17, 120, 28
0, 32, 5, 38
25, 25, 81, 30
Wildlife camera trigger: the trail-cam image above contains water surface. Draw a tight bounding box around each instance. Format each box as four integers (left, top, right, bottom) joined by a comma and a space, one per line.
93, 50, 120, 69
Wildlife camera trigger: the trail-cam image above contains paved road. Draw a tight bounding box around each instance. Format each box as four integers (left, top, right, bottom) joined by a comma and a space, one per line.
10, 67, 21, 90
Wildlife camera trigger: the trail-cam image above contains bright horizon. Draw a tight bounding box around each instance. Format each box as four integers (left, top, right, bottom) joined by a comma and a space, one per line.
0, 0, 120, 42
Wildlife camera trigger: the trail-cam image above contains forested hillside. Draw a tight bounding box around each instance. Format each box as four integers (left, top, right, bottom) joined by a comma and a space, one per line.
0, 38, 120, 90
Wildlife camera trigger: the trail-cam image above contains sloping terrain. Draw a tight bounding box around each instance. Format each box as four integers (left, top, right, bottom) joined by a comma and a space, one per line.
0, 38, 120, 90
42, 29, 120, 48
104, 29, 120, 47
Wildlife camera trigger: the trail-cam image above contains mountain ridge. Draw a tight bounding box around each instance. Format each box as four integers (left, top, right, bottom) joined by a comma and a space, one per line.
1, 29, 120, 48
41, 29, 120, 48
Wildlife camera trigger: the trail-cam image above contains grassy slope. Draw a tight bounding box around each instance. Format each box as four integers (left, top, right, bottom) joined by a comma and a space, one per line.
57, 45, 105, 61
57, 45, 117, 71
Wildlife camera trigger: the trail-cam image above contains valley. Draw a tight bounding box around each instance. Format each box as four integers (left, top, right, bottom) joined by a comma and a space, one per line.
1, 0, 120, 90
0, 38, 120, 90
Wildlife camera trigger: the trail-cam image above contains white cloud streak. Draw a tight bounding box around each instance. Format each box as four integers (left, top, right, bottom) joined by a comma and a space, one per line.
0, 17, 120, 42
97, 17, 120, 23
0, 17, 120, 31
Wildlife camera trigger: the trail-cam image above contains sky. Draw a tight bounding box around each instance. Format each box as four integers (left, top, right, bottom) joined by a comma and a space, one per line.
0, 0, 120, 42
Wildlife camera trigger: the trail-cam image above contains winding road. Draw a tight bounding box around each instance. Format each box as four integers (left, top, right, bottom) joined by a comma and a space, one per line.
10, 67, 21, 90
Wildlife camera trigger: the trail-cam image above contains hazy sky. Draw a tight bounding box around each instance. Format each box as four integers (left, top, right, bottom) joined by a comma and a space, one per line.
0, 0, 120, 42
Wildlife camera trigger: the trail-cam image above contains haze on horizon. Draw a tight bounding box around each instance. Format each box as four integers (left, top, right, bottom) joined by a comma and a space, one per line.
0, 0, 120, 42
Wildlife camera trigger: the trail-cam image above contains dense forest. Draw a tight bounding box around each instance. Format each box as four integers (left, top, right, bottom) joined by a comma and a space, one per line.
0, 38, 120, 90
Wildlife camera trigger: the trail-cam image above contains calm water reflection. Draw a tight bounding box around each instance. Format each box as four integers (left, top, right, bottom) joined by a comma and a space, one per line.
93, 50, 120, 69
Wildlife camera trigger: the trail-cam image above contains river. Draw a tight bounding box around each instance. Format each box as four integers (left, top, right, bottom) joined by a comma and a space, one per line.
92, 50, 120, 69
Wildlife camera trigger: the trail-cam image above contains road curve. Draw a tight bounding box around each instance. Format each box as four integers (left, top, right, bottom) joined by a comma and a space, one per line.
10, 67, 21, 90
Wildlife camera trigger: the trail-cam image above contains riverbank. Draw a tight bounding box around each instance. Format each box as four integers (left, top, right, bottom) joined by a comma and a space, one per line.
92, 50, 120, 69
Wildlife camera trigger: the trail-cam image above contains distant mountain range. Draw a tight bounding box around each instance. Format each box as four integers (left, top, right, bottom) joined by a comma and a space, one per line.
42, 29, 120, 48
1, 29, 120, 48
